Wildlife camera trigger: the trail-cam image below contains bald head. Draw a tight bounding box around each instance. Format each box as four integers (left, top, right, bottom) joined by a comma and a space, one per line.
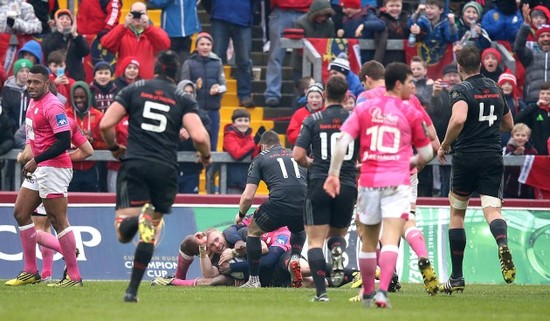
131, 2, 146, 12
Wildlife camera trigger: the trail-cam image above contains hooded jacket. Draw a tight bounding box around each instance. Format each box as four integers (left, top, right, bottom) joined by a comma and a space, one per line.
223, 123, 260, 190
1, 75, 29, 131
66, 81, 106, 170
17, 40, 43, 64
181, 51, 227, 111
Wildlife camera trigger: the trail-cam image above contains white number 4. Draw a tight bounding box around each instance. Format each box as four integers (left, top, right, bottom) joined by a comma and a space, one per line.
479, 103, 497, 127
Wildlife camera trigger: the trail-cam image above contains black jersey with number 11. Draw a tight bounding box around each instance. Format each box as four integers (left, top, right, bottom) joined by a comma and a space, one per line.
449, 74, 510, 155
114, 78, 199, 169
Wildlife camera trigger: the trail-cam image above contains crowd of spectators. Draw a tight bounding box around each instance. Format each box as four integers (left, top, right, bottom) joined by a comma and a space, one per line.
0, 0, 548, 197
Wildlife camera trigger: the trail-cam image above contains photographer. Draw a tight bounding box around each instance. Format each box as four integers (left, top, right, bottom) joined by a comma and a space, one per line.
427, 63, 461, 197
100, 1, 170, 80
42, 9, 90, 81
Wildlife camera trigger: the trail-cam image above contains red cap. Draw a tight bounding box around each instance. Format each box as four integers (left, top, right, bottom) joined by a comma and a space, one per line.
536, 25, 550, 39
340, 0, 361, 9
481, 48, 501, 63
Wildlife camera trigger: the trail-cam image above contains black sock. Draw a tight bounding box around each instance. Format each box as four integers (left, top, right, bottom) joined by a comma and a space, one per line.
290, 231, 306, 257
489, 219, 508, 247
126, 242, 154, 296
119, 216, 139, 242
308, 248, 327, 296
327, 235, 347, 251
449, 228, 466, 279
247, 236, 261, 276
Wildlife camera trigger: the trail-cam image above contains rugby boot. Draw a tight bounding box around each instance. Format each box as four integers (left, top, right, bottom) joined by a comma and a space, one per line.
374, 291, 391, 308
288, 255, 303, 288
439, 276, 465, 294
47, 275, 83, 287
418, 257, 439, 295
5, 271, 41, 286
330, 246, 345, 287
499, 245, 516, 284
138, 203, 156, 243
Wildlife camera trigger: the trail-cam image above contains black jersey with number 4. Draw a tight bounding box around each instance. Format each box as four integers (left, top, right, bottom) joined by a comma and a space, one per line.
247, 146, 307, 214
115, 78, 199, 169
449, 74, 510, 155
295, 105, 359, 187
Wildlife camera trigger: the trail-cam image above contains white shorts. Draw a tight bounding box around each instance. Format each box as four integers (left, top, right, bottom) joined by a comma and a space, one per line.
409, 173, 418, 205
356, 185, 411, 225
29, 166, 72, 199
21, 174, 46, 215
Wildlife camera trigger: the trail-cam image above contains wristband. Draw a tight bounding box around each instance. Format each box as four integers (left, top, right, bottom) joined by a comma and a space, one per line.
108, 144, 120, 152
238, 211, 245, 218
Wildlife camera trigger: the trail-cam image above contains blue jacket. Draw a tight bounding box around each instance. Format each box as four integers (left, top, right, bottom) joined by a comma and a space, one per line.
17, 40, 43, 64
347, 72, 365, 98
408, 14, 457, 64
181, 52, 227, 111
342, 7, 386, 39
148, 0, 201, 37
210, 0, 256, 27
481, 8, 523, 45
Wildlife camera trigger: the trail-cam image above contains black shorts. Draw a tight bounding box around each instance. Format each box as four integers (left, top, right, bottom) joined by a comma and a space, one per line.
304, 179, 357, 228
116, 159, 178, 214
451, 153, 503, 198
253, 202, 304, 234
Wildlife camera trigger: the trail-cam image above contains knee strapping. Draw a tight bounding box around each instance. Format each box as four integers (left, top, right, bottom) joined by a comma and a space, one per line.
449, 194, 469, 210
480, 195, 502, 208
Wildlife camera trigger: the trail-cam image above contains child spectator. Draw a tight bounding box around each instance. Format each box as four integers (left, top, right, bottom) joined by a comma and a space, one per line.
410, 56, 434, 107
295, 76, 315, 111
113, 56, 141, 93
343, 90, 356, 111
287, 82, 324, 145
89, 61, 118, 113
328, 53, 365, 97
175, 80, 211, 194
480, 47, 504, 82
408, 1, 458, 78
503, 123, 538, 199
498, 72, 527, 146
515, 81, 550, 155
47, 49, 75, 102
339, 0, 386, 63
16, 40, 43, 66
379, 0, 411, 65
181, 32, 227, 152
66, 81, 106, 192
454, 1, 491, 52
481, 0, 523, 47
1, 59, 31, 131
223, 109, 262, 194
522, 4, 550, 51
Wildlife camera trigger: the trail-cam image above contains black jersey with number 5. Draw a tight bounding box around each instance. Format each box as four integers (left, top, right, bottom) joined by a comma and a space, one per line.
295, 105, 359, 187
115, 78, 199, 169
449, 74, 510, 154
247, 146, 307, 214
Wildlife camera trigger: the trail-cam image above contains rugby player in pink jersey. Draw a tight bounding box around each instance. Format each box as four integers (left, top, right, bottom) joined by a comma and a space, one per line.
351, 61, 441, 299
324, 62, 433, 308
6, 65, 82, 287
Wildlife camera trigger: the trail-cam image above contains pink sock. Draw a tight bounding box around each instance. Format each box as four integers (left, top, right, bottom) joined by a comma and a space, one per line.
378, 245, 399, 292
358, 251, 377, 296
36, 230, 62, 252
175, 250, 194, 279
19, 223, 38, 273
58, 228, 81, 281
405, 227, 428, 258
40, 246, 53, 279
171, 278, 197, 287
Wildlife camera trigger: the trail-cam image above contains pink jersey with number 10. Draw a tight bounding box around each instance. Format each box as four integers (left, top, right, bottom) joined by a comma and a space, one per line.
341, 95, 430, 188
25, 92, 72, 168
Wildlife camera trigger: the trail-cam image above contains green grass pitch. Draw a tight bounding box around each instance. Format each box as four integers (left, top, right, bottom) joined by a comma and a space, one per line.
1, 282, 549, 321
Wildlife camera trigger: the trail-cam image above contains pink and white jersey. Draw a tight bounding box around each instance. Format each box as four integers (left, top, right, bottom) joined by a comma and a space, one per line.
341, 95, 430, 187
68, 118, 88, 148
356, 85, 386, 104
260, 227, 291, 251
25, 92, 71, 168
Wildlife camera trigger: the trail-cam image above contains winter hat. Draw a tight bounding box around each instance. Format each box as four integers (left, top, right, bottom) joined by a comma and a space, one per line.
346, 90, 356, 101
442, 63, 458, 75
498, 72, 517, 89
306, 82, 324, 98
115, 56, 140, 77
195, 32, 213, 46
340, 0, 361, 9
93, 61, 112, 74
481, 48, 502, 63
462, 1, 483, 17
13, 58, 33, 75
531, 6, 550, 20
329, 53, 350, 76
54, 9, 73, 23
536, 25, 550, 39
231, 108, 250, 122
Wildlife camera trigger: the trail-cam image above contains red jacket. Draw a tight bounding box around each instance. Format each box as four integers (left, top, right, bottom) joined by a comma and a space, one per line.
49, 73, 75, 102
271, 0, 311, 11
223, 124, 260, 160
107, 116, 128, 171
77, 0, 122, 35
66, 106, 106, 171
286, 105, 324, 145
100, 25, 171, 79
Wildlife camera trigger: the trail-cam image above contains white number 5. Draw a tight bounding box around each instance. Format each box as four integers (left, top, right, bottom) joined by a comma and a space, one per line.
478, 102, 497, 127
142, 101, 169, 133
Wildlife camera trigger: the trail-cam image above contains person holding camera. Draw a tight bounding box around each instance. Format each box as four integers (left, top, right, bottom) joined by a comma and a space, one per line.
100, 1, 170, 80
427, 62, 461, 198
42, 9, 90, 82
